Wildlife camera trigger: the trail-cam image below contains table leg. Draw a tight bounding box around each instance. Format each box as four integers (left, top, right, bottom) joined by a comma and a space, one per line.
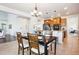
54, 39, 56, 55
50, 44, 52, 51
44, 44, 48, 55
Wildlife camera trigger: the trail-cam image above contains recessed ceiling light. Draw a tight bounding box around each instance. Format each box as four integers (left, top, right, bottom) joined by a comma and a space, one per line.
38, 12, 42, 15
54, 10, 56, 12
64, 7, 68, 10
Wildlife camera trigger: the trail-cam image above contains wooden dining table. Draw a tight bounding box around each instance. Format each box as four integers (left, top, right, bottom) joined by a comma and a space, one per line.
39, 35, 57, 55
22, 35, 57, 55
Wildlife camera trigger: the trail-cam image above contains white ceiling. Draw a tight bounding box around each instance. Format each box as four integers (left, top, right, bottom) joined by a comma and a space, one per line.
0, 3, 79, 18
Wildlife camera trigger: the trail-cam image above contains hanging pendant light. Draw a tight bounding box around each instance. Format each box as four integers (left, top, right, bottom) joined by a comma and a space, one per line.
31, 4, 42, 17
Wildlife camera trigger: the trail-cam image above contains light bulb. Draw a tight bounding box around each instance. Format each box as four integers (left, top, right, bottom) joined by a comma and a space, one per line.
64, 7, 68, 10
33, 10, 37, 13
38, 12, 42, 15
31, 12, 34, 15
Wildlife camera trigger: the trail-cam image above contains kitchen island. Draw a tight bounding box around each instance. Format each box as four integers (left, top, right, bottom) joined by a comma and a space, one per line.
52, 30, 64, 44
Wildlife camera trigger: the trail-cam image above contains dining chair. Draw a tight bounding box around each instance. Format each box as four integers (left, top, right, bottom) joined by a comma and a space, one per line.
28, 34, 44, 55
43, 30, 54, 51
16, 32, 29, 55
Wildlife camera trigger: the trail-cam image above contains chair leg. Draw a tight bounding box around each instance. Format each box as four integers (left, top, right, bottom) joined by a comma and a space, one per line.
29, 48, 31, 55
22, 48, 24, 55
38, 50, 40, 55
30, 49, 31, 55
50, 44, 52, 51
18, 47, 20, 55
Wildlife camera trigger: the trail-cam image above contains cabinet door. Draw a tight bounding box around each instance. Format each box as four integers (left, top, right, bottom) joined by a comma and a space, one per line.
53, 17, 61, 24
61, 18, 66, 26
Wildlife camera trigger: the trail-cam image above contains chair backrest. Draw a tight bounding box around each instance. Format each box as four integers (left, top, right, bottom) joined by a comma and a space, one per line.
16, 32, 23, 47
28, 34, 39, 49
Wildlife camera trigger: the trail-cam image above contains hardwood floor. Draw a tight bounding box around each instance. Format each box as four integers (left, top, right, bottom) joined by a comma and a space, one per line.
49, 34, 79, 55
0, 34, 16, 43
0, 41, 29, 55
0, 33, 79, 55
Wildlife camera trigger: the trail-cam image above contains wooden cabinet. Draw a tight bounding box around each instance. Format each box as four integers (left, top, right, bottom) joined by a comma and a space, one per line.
61, 18, 66, 26
44, 19, 51, 25
44, 17, 66, 26
53, 17, 61, 25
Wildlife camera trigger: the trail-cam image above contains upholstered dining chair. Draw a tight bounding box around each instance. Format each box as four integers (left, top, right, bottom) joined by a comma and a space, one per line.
16, 32, 29, 55
28, 34, 44, 55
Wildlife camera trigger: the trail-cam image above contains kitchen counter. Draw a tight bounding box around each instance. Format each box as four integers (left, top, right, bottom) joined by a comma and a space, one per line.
52, 30, 64, 44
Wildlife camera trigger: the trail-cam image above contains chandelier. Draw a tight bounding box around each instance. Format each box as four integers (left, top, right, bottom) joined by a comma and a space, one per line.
31, 4, 42, 17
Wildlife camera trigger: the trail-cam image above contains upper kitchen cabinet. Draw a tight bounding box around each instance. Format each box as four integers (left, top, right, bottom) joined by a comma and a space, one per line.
61, 18, 66, 26
53, 17, 61, 25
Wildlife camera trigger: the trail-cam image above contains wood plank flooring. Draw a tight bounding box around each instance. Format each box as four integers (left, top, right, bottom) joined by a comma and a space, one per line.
49, 34, 79, 55
0, 34, 79, 55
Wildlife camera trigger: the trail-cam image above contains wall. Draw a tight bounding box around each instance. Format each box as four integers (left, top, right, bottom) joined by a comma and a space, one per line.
0, 5, 44, 35
78, 16, 79, 31
28, 16, 44, 33
17, 16, 29, 35
0, 11, 43, 37
0, 5, 31, 36
28, 17, 37, 32
7, 13, 29, 36
0, 20, 7, 29
7, 14, 18, 36
66, 14, 79, 36
0, 11, 30, 36
0, 11, 8, 29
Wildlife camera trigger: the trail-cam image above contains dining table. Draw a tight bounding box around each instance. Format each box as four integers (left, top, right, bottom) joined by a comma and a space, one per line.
22, 34, 57, 55
38, 35, 57, 55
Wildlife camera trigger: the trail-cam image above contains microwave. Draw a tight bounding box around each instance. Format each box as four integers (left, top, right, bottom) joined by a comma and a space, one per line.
53, 24, 61, 30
